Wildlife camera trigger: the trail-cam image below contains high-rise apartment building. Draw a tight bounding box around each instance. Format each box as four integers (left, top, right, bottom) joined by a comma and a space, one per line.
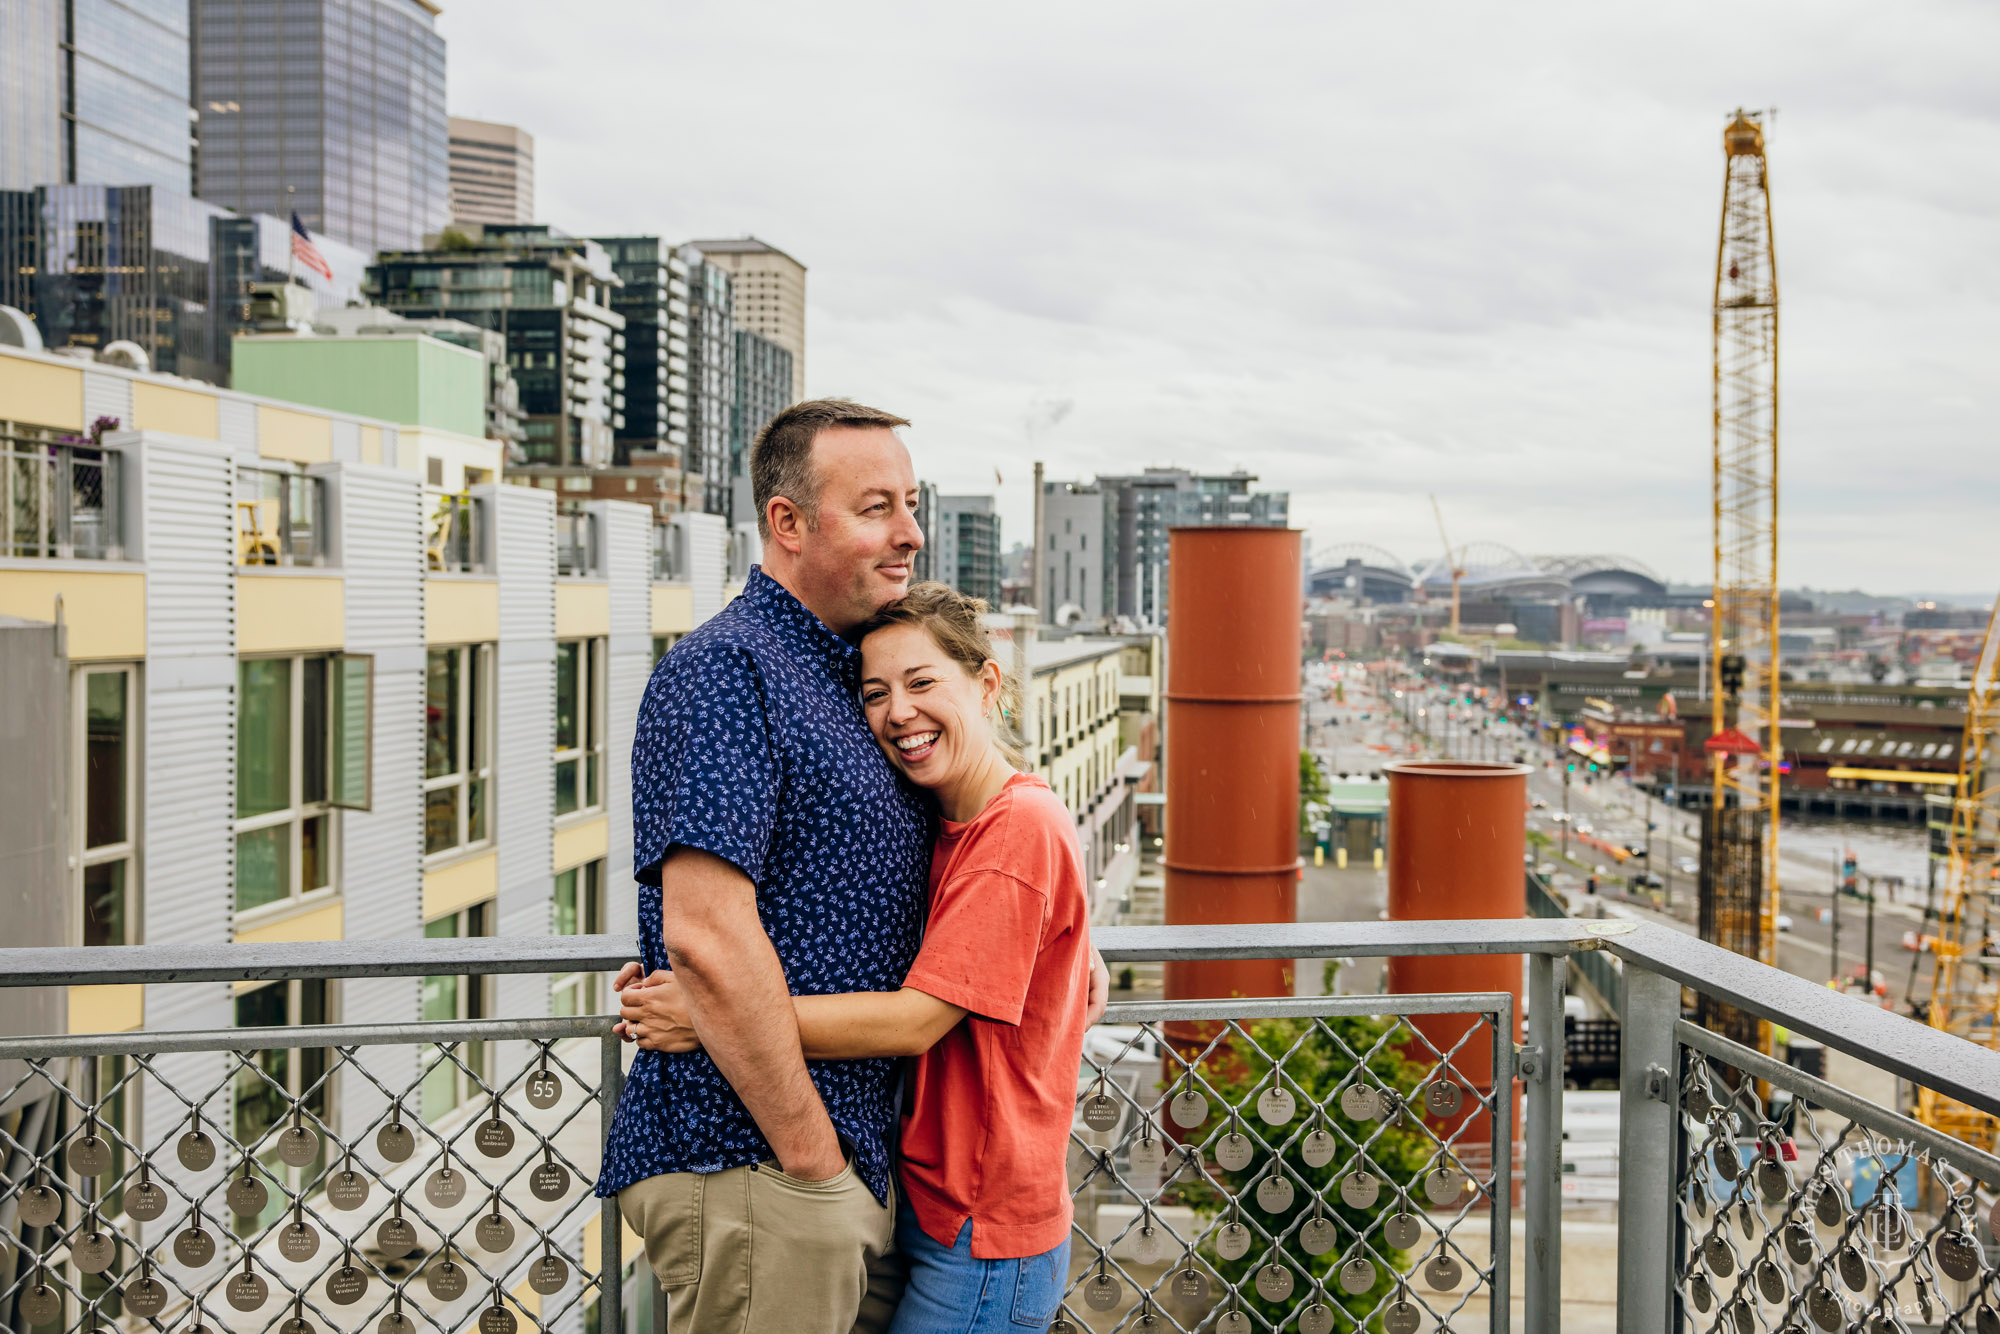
1040, 480, 1105, 625
684, 237, 805, 402
448, 117, 533, 227
936, 495, 1002, 605
590, 236, 690, 465
730, 328, 793, 520
367, 224, 625, 468
1, 0, 193, 191
679, 244, 736, 518
193, 0, 449, 258
912, 482, 941, 583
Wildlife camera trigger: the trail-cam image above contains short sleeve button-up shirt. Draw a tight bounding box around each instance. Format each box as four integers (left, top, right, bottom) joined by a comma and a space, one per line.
598, 568, 933, 1205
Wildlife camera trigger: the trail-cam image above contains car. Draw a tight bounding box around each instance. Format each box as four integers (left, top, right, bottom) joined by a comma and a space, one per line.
1634, 872, 1665, 890
1776, 914, 1794, 933
1575, 821, 1594, 835
1530, 797, 1549, 810
1675, 857, 1699, 875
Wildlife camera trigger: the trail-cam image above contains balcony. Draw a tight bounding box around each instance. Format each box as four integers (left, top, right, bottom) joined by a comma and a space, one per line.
236, 466, 326, 567
650, 522, 682, 581
555, 511, 598, 578
2, 436, 122, 560
425, 492, 487, 574
3, 920, 1997, 1334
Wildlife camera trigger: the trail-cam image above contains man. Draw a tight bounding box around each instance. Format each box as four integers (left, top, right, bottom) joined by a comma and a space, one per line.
600, 399, 1106, 1334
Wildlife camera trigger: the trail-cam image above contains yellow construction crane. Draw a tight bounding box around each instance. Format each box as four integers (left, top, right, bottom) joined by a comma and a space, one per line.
1429, 494, 1466, 636
1918, 595, 2000, 1149
1699, 109, 1782, 1052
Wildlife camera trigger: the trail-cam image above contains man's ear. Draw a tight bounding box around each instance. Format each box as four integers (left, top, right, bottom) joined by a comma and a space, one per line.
766, 496, 806, 557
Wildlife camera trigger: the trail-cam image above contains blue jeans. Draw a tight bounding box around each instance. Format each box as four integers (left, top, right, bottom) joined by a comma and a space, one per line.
886, 1205, 1070, 1334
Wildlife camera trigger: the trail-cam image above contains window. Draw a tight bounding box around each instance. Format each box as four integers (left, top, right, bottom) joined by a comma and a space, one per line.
555, 639, 605, 817
233, 979, 330, 1233
76, 665, 137, 947
651, 633, 682, 664
235, 654, 372, 914
421, 904, 491, 1117
425, 645, 493, 857
551, 859, 604, 1016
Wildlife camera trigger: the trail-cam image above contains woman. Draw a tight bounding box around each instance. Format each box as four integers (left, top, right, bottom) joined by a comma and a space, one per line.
622, 582, 1092, 1333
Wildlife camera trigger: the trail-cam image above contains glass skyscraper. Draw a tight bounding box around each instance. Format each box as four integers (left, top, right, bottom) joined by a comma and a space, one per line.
730, 327, 792, 521
1, 0, 194, 192
193, 0, 449, 258
679, 244, 736, 519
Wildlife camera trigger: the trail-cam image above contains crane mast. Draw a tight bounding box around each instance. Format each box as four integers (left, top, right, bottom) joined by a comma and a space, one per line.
1918, 596, 2000, 1149
1698, 110, 1782, 1052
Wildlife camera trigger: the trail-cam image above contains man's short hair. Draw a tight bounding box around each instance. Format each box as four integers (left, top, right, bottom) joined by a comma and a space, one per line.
750, 399, 911, 540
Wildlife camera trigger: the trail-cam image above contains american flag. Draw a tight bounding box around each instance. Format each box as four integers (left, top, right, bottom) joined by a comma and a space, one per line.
290, 212, 333, 281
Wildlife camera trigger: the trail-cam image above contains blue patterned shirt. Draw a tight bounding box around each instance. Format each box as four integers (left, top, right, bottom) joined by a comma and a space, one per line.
598, 568, 933, 1205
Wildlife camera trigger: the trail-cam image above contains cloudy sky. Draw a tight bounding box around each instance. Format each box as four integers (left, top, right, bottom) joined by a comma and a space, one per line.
448, 2, 2000, 597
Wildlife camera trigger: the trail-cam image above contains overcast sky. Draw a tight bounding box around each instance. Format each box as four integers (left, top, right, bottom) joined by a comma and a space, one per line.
447, 2, 2000, 597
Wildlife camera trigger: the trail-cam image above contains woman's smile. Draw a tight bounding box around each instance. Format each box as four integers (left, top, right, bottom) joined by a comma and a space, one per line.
891, 729, 942, 764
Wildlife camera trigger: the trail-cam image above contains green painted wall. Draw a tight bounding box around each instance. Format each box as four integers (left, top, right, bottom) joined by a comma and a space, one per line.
232, 335, 485, 438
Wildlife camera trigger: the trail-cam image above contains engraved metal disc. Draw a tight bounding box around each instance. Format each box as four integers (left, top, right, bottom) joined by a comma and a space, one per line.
425, 1167, 468, 1208
1978, 1306, 2000, 1334
1214, 1133, 1254, 1172
1868, 1203, 1910, 1253
1300, 1216, 1337, 1256
1082, 1094, 1119, 1132
277, 1125, 319, 1168
279, 1222, 321, 1262
525, 1070, 562, 1109
327, 1266, 368, 1306
1705, 1234, 1735, 1277
1817, 1183, 1846, 1228
1756, 1158, 1790, 1203
1423, 1253, 1464, 1291
1172, 1266, 1209, 1305
227, 1173, 269, 1216
125, 1179, 167, 1222
1424, 1167, 1467, 1206
1728, 1300, 1757, 1334
1051, 1322, 1078, 1334
20, 1282, 60, 1325
376, 1216, 417, 1259
1384, 1212, 1422, 1249
1686, 1080, 1715, 1118
1169, 1143, 1202, 1178
1711, 1141, 1739, 1181
477, 1212, 516, 1253
475, 1117, 516, 1158
1757, 1259, 1787, 1304
1127, 1137, 1164, 1183
17, 1183, 61, 1227
1216, 1222, 1251, 1261
1424, 1081, 1463, 1117
281, 1318, 315, 1334
1132, 1224, 1162, 1264
174, 1225, 215, 1267
480, 1306, 518, 1334
1837, 1244, 1867, 1293
1217, 1313, 1250, 1334
73, 1230, 115, 1274
125, 1276, 168, 1317
1255, 1175, 1294, 1213
1256, 1086, 1296, 1126
1385, 1300, 1422, 1334
426, 1260, 468, 1301
328, 1170, 370, 1211
1301, 1129, 1336, 1169
379, 1313, 416, 1334
1255, 1263, 1293, 1302
1341, 1085, 1380, 1121
70, 1134, 111, 1177
226, 1271, 269, 1311
1339, 1258, 1375, 1294
531, 1159, 572, 1202
1784, 1221, 1817, 1266
1299, 1303, 1335, 1334
1170, 1090, 1208, 1129
1808, 1291, 1845, 1334
1690, 1274, 1714, 1314
528, 1253, 569, 1295
376, 1122, 415, 1163
1084, 1273, 1121, 1311
177, 1130, 216, 1171
1340, 1171, 1380, 1209
1938, 1230, 1984, 1283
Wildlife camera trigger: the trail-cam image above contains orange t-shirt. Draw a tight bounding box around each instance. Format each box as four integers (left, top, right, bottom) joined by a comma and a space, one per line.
898, 772, 1092, 1259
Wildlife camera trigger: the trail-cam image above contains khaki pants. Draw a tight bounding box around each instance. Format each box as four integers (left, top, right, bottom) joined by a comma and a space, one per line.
619, 1157, 902, 1334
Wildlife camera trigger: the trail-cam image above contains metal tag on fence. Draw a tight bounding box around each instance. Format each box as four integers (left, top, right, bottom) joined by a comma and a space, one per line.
1172, 1266, 1208, 1304
18, 1183, 61, 1227
378, 1121, 415, 1163
531, 1158, 572, 1202
1422, 1254, 1463, 1291
328, 1169, 370, 1211
1755, 1158, 1789, 1203
376, 1215, 418, 1259
1384, 1212, 1421, 1250
178, 1129, 216, 1171
1216, 1221, 1251, 1260
126, 1274, 168, 1317
1756, 1259, 1787, 1304
476, 1116, 516, 1158
281, 1315, 316, 1334
1340, 1084, 1380, 1121
277, 1124, 320, 1167
1083, 1273, 1121, 1311
1938, 1230, 1984, 1283
1301, 1129, 1336, 1169
1256, 1175, 1294, 1213
1215, 1132, 1254, 1172
19, 1281, 60, 1325
1338, 1259, 1374, 1294
1784, 1220, 1817, 1266
525, 1069, 563, 1109
1216, 1313, 1250, 1334
480, 1304, 518, 1334
174, 1225, 215, 1267
1131, 1223, 1162, 1264
1082, 1093, 1119, 1131
1704, 1234, 1735, 1277
1424, 1167, 1467, 1207
1837, 1244, 1867, 1294
1977, 1306, 2000, 1334
477, 1212, 515, 1253
1384, 1300, 1422, 1334
426, 1260, 468, 1301
1340, 1171, 1379, 1209
1816, 1181, 1846, 1228
1711, 1140, 1740, 1181
529, 1253, 569, 1295
1255, 1264, 1293, 1302
1127, 1134, 1164, 1184
1257, 1086, 1296, 1125
70, 1133, 111, 1177
127, 1177, 167, 1222
379, 1312, 416, 1334
1300, 1216, 1337, 1256
228, 1173, 269, 1216
279, 1222, 321, 1263
327, 1266, 368, 1306
1170, 1089, 1208, 1128
426, 1166, 468, 1208
1689, 1274, 1713, 1313
226, 1270, 269, 1311
1299, 1303, 1336, 1334
73, 1228, 115, 1274
1424, 1081, 1463, 1117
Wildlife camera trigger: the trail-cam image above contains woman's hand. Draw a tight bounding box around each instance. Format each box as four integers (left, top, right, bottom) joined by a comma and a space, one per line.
615, 969, 703, 1052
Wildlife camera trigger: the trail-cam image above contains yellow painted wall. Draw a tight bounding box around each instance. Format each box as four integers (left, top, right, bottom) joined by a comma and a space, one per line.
581, 1213, 645, 1278
360, 426, 382, 464
68, 985, 143, 1034
0, 353, 84, 431
556, 581, 610, 639
552, 815, 609, 873
427, 578, 499, 644
256, 404, 334, 464
0, 567, 144, 659
424, 851, 497, 921
131, 382, 220, 439
234, 899, 343, 946
237, 574, 343, 652
651, 583, 695, 637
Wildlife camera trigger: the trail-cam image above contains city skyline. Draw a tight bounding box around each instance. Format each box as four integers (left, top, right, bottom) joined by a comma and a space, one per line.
443, 1, 2000, 593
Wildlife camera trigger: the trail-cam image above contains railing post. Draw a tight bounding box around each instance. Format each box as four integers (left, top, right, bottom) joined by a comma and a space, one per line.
54, 443, 73, 557
1616, 963, 1680, 1334
600, 1030, 625, 1334
1524, 951, 1564, 1333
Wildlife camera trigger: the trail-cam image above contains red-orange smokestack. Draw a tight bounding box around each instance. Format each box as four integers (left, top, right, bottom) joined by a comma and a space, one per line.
1163, 526, 1302, 1003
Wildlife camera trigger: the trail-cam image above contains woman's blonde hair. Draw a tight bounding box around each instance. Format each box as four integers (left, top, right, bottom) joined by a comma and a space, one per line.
856, 581, 1026, 768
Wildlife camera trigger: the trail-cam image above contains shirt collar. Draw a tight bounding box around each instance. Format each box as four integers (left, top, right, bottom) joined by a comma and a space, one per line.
741, 566, 860, 681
